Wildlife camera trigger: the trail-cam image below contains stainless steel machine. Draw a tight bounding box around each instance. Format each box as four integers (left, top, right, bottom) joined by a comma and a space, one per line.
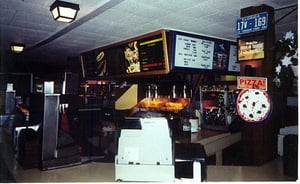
115, 117, 174, 182
39, 94, 81, 170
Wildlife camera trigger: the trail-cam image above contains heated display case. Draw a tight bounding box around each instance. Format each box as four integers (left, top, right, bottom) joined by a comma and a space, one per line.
200, 85, 237, 131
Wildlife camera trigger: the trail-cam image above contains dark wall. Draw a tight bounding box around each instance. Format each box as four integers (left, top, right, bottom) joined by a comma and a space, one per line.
1, 51, 81, 78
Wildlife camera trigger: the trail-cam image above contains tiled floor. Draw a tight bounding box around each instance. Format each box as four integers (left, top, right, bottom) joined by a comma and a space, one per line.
0, 127, 298, 182
6, 156, 297, 182
3, 147, 298, 182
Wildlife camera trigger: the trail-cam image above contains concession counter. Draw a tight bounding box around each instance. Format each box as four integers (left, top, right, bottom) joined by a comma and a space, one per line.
115, 96, 207, 182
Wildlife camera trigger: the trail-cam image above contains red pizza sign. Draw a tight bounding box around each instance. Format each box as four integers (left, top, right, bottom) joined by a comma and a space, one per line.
237, 76, 267, 91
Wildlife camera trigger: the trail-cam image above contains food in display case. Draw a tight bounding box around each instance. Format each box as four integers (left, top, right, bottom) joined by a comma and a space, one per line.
200, 85, 238, 131
137, 97, 190, 113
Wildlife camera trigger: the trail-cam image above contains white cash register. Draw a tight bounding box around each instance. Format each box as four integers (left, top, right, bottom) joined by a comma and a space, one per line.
115, 117, 174, 182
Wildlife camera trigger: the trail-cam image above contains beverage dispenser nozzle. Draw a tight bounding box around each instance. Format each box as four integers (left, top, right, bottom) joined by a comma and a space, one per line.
172, 85, 176, 99
154, 85, 158, 98
146, 85, 152, 99
183, 85, 187, 98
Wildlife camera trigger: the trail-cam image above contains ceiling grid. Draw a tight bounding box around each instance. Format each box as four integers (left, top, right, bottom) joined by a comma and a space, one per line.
0, 0, 297, 64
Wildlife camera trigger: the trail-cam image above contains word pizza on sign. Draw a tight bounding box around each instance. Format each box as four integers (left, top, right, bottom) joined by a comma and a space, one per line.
237, 76, 267, 91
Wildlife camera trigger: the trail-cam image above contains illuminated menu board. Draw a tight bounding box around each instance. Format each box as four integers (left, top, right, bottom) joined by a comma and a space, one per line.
80, 30, 169, 79
174, 34, 214, 69
139, 36, 166, 72
172, 31, 239, 73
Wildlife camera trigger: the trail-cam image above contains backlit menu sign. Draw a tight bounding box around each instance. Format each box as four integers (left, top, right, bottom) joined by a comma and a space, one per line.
172, 31, 239, 73
139, 36, 166, 72
80, 30, 169, 79
174, 35, 214, 69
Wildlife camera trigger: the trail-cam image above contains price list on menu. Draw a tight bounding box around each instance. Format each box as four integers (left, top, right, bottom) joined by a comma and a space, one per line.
139, 35, 165, 71
174, 34, 214, 69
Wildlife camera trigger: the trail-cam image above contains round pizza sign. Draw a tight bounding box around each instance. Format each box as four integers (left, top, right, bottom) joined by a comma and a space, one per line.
236, 89, 272, 123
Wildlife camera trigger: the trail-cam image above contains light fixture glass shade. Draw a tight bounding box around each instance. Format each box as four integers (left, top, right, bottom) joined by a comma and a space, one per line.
11, 44, 25, 53
50, 0, 79, 23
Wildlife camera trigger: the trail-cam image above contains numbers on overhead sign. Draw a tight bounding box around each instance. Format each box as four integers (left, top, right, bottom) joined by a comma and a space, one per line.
254, 16, 267, 28
236, 12, 268, 34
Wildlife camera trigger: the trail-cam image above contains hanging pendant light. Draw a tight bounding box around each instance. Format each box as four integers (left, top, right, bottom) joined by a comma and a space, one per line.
11, 43, 25, 53
50, 0, 80, 23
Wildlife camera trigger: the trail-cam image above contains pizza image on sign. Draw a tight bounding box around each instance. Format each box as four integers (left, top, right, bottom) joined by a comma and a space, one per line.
236, 89, 272, 123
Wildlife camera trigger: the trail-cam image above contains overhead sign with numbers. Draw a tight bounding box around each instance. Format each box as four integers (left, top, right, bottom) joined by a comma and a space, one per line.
236, 12, 268, 35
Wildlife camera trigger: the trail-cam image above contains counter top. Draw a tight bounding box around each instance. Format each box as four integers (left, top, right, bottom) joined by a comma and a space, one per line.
188, 129, 241, 165
191, 129, 231, 143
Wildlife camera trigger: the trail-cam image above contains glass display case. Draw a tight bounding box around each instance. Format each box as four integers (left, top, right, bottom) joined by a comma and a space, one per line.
200, 85, 237, 131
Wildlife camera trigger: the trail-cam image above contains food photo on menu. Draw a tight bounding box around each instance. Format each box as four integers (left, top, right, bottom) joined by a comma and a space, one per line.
124, 41, 141, 73
212, 42, 229, 70
238, 35, 265, 61
95, 51, 107, 76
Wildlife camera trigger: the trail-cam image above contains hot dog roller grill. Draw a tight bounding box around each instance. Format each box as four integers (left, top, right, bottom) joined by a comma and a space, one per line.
115, 117, 174, 182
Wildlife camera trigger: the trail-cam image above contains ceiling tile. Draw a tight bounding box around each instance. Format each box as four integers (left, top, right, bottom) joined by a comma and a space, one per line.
0, 0, 297, 65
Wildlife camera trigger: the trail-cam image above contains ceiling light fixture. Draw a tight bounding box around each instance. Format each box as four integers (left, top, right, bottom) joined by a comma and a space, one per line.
50, 0, 80, 23
11, 43, 25, 53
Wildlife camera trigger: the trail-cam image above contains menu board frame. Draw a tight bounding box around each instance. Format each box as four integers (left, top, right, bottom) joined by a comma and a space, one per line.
171, 31, 239, 73
80, 29, 170, 79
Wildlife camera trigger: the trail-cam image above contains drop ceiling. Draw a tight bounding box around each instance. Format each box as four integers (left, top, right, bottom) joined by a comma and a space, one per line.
0, 0, 298, 67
